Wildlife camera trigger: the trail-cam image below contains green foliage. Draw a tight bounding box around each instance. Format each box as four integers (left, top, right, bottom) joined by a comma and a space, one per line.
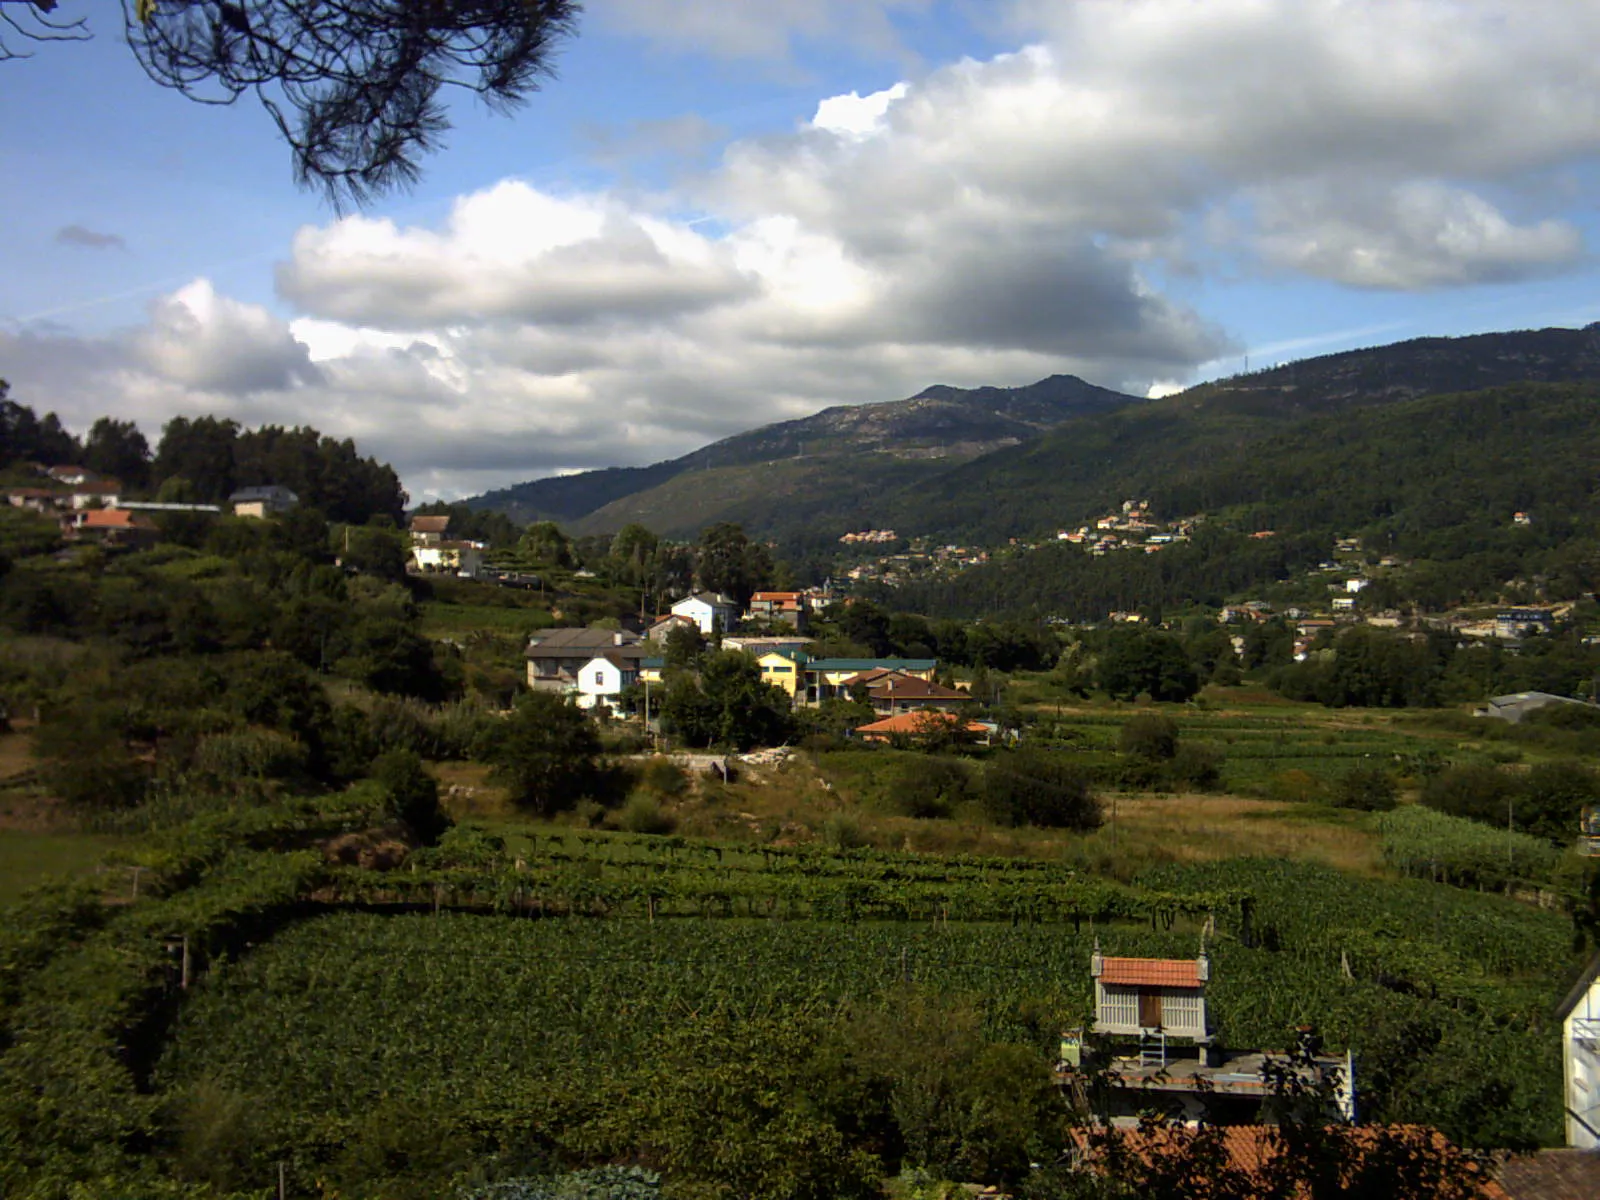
694, 521, 771, 610
33, 704, 151, 811
659, 650, 793, 750
635, 757, 687, 799
1332, 764, 1399, 812
1377, 805, 1561, 890
618, 793, 676, 835
1421, 762, 1519, 827
488, 692, 604, 817
1118, 714, 1178, 760
885, 755, 974, 819
373, 749, 450, 844
982, 749, 1102, 830
1096, 631, 1199, 703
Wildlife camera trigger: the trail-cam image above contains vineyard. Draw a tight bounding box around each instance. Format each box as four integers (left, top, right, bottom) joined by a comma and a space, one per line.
0, 791, 1584, 1198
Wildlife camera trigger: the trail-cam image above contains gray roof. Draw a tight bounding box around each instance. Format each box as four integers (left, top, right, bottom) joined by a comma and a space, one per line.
526, 627, 642, 658
1484, 691, 1596, 722
229, 485, 299, 503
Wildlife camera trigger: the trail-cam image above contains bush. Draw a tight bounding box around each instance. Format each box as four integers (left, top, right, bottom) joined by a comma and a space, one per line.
488, 692, 604, 817
1167, 743, 1224, 791
886, 755, 973, 819
637, 757, 689, 799
821, 811, 867, 849
981, 749, 1101, 831
373, 749, 450, 844
619, 793, 676, 835
1421, 762, 1517, 826
1119, 713, 1179, 760
1333, 764, 1399, 812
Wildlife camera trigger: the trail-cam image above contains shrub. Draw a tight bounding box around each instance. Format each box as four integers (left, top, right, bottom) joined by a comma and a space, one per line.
1332, 764, 1399, 812
886, 755, 973, 819
981, 749, 1101, 831
1119, 713, 1179, 760
1168, 743, 1224, 791
619, 793, 677, 835
488, 692, 603, 817
1266, 769, 1325, 805
637, 757, 689, 799
821, 812, 867, 850
373, 748, 450, 844
1421, 762, 1517, 826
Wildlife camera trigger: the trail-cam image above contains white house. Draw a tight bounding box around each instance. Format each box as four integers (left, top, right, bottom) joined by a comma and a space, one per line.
670, 591, 740, 635
1560, 954, 1600, 1148
574, 650, 647, 710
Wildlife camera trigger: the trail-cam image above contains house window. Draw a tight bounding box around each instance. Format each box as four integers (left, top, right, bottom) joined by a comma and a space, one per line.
594, 672, 605, 688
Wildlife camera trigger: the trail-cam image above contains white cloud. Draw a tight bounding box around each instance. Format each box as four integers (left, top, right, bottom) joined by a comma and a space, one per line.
133, 280, 320, 393
810, 83, 909, 139
1252, 181, 1583, 289
9, 0, 1600, 502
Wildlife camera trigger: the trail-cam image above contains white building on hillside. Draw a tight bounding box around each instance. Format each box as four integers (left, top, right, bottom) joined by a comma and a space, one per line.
1560, 954, 1600, 1147
670, 592, 740, 635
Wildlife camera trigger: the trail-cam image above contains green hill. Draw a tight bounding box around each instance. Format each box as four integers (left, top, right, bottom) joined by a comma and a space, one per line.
895, 379, 1600, 618
466, 373, 1142, 532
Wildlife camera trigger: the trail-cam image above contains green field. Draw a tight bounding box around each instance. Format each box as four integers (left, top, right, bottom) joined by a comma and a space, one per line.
0, 831, 118, 904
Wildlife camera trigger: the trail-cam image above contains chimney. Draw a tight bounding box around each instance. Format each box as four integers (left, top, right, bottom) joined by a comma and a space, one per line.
614, 632, 625, 645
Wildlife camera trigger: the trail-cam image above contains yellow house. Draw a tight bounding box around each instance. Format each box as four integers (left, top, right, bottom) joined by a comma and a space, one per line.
756, 648, 807, 700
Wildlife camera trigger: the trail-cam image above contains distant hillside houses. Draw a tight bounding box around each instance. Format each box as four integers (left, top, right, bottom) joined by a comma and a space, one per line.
405, 513, 487, 579
1058, 500, 1195, 555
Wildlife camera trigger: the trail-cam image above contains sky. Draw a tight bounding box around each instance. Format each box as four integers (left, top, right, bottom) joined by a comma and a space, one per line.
4, 0, 1600, 503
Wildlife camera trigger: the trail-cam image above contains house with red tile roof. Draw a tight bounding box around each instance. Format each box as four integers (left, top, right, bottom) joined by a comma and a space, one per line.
72, 507, 158, 546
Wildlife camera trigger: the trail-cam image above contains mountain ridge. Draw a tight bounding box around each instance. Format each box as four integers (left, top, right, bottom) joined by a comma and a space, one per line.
466, 373, 1142, 530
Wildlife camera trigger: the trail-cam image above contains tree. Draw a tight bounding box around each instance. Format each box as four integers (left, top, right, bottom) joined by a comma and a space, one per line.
82, 417, 151, 488
1096, 630, 1200, 703
1333, 764, 1399, 812
981, 749, 1101, 830
488, 690, 601, 816
660, 650, 793, 751
5, 2, 580, 207
695, 522, 771, 610
519, 520, 573, 569
372, 748, 449, 844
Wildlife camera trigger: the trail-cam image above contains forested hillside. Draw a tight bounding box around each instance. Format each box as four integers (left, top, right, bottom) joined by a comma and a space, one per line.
894, 381, 1600, 618
468, 373, 1141, 532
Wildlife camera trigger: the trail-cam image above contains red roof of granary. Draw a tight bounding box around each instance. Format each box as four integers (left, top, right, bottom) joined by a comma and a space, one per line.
1100, 957, 1203, 988
409, 515, 450, 534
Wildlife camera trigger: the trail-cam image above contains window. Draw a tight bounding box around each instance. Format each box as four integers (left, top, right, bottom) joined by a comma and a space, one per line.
594, 671, 605, 688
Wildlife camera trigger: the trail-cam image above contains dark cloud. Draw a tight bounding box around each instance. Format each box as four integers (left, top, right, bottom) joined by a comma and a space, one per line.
54, 224, 127, 251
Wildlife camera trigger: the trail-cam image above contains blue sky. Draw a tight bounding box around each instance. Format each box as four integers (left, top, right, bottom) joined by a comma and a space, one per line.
4, 0, 1600, 502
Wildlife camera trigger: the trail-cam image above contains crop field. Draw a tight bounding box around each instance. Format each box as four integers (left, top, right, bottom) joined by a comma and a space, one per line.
1023, 702, 1486, 794
153, 854, 1571, 1152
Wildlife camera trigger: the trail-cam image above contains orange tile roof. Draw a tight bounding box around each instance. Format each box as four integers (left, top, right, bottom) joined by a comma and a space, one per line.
1100, 957, 1203, 988
855, 711, 988, 736
409, 515, 450, 534
1072, 1125, 1506, 1199
80, 508, 151, 529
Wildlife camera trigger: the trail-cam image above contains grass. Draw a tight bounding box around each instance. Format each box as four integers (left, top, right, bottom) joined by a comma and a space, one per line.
0, 830, 120, 904
418, 602, 553, 637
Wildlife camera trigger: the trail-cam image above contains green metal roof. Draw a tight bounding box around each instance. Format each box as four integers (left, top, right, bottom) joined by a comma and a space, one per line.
805, 658, 938, 672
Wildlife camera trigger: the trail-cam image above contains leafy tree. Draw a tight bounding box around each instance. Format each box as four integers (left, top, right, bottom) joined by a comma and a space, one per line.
695, 522, 771, 610
154, 414, 241, 501
0, 384, 81, 466
981, 748, 1101, 830
660, 650, 792, 750
373, 748, 449, 844
339, 523, 408, 581
81, 417, 151, 488
34, 703, 149, 810
885, 755, 973, 819
1421, 762, 1518, 827
488, 691, 602, 817
1096, 630, 1199, 703
519, 520, 574, 569
1517, 759, 1596, 842
661, 622, 705, 670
